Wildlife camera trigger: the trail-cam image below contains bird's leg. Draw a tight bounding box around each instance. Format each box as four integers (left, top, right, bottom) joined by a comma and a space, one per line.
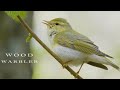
76, 62, 84, 77
62, 60, 73, 68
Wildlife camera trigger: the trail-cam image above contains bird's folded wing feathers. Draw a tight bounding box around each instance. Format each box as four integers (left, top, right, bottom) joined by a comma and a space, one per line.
54, 31, 113, 58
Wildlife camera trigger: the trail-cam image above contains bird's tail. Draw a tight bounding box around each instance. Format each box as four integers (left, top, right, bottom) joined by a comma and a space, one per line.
107, 60, 120, 72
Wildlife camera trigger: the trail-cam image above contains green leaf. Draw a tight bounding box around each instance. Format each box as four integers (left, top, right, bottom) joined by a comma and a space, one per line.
26, 33, 33, 42
5, 11, 27, 22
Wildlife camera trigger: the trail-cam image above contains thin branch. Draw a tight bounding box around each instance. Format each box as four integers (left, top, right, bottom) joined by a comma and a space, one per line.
17, 15, 83, 79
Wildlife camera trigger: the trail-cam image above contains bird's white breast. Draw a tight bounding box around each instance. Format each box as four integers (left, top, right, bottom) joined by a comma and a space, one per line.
53, 44, 88, 66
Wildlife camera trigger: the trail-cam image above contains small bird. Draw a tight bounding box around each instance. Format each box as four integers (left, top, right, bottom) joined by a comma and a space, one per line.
43, 18, 120, 74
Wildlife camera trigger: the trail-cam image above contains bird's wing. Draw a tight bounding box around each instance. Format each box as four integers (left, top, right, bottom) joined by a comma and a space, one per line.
54, 31, 113, 58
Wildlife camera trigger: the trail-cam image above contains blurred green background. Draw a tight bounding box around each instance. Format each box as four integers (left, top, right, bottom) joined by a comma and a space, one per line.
0, 11, 120, 79
0, 11, 33, 79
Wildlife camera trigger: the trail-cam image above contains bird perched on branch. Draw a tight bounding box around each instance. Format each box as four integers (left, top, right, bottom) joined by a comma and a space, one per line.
43, 18, 120, 75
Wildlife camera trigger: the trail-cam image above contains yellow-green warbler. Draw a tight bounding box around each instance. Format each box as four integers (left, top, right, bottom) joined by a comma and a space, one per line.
43, 18, 120, 74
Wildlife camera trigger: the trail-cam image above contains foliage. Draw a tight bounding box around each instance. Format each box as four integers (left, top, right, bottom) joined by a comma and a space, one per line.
5, 11, 32, 42
5, 11, 27, 22
26, 33, 33, 42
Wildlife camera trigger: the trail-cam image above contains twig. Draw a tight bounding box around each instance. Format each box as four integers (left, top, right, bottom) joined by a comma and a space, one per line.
17, 15, 83, 79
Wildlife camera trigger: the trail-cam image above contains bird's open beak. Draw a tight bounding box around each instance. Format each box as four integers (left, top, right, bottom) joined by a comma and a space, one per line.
42, 20, 52, 29
42, 20, 50, 26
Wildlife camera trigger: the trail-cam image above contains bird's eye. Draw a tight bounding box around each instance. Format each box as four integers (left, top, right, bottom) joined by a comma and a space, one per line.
55, 23, 59, 25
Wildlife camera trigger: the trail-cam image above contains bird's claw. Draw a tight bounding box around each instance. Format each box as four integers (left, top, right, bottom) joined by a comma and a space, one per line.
62, 63, 68, 68
62, 60, 72, 69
